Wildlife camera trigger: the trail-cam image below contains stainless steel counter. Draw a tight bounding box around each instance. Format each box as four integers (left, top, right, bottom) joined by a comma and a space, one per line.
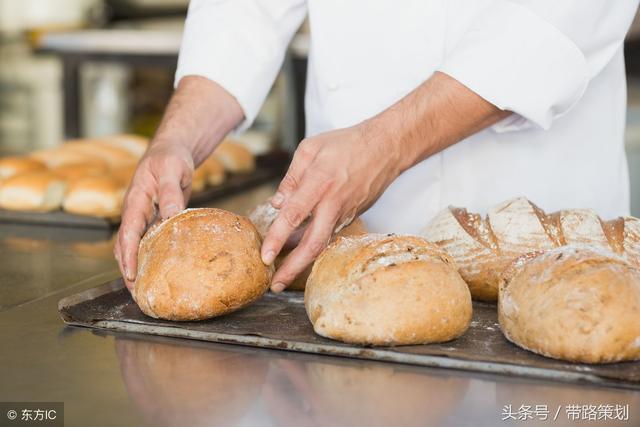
1, 183, 638, 427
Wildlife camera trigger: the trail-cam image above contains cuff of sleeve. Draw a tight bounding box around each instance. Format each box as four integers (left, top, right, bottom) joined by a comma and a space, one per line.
437, 0, 589, 131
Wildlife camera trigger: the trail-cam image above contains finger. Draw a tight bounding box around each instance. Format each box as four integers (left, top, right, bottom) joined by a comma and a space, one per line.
157, 175, 187, 220
271, 202, 338, 292
262, 175, 328, 265
118, 186, 155, 284
272, 140, 319, 208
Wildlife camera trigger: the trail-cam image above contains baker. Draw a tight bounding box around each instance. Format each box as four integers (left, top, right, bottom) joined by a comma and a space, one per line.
115, 0, 639, 292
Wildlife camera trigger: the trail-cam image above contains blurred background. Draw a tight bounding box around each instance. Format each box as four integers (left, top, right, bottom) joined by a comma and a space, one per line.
0, 0, 640, 212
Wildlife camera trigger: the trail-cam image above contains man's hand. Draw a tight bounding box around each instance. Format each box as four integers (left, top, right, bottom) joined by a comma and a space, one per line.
114, 142, 193, 289
262, 124, 403, 292
114, 76, 243, 289
263, 72, 510, 291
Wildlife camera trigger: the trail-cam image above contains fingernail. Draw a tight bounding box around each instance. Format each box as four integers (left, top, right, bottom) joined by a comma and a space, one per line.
162, 203, 179, 219
271, 282, 286, 293
124, 266, 134, 282
262, 249, 275, 265
271, 192, 284, 207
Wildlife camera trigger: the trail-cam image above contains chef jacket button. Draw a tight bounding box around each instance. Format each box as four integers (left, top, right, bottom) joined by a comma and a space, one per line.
327, 81, 340, 91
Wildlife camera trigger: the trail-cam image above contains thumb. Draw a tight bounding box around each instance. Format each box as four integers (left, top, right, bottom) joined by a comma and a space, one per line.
157, 175, 187, 219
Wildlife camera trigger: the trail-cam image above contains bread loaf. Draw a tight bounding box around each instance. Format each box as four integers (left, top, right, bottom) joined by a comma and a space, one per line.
52, 161, 108, 181
247, 201, 368, 290
202, 155, 226, 186
62, 176, 125, 218
305, 234, 472, 345
191, 165, 208, 193
101, 134, 148, 158
213, 140, 255, 173
133, 208, 272, 321
30, 147, 95, 168
0, 171, 66, 212
60, 140, 138, 168
498, 245, 640, 363
0, 157, 46, 179
423, 197, 640, 301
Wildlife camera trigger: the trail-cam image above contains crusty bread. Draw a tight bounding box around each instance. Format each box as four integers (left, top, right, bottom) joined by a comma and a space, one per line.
0, 171, 67, 212
498, 245, 640, 363
305, 234, 472, 345
246, 201, 368, 291
0, 157, 46, 179
213, 140, 255, 173
133, 208, 273, 321
423, 197, 640, 301
62, 175, 125, 218
52, 161, 109, 181
101, 134, 149, 158
110, 164, 137, 187
202, 155, 226, 186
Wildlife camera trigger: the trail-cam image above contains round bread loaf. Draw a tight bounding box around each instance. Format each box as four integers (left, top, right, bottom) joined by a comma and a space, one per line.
305, 234, 472, 345
133, 208, 272, 321
498, 245, 640, 363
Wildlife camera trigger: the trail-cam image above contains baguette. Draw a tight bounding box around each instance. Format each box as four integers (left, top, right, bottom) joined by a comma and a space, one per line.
423, 197, 640, 301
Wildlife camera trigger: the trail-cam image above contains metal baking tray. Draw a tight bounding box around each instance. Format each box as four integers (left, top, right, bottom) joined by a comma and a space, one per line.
58, 279, 640, 390
0, 152, 288, 229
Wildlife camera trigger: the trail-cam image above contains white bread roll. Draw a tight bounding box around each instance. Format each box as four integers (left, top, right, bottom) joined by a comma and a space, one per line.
0, 171, 66, 212
52, 161, 109, 181
213, 140, 255, 173
133, 208, 273, 321
101, 134, 149, 158
498, 245, 640, 363
0, 157, 46, 179
62, 175, 125, 218
305, 234, 472, 345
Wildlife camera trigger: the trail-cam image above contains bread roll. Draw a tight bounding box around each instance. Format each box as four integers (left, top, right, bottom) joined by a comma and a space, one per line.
0, 157, 46, 179
247, 201, 368, 290
305, 234, 472, 345
213, 140, 255, 173
30, 146, 96, 168
111, 164, 137, 187
61, 140, 138, 168
202, 155, 226, 186
62, 176, 125, 218
498, 245, 640, 363
424, 197, 640, 301
133, 208, 272, 321
52, 161, 108, 181
101, 134, 149, 158
191, 165, 207, 193
0, 171, 66, 212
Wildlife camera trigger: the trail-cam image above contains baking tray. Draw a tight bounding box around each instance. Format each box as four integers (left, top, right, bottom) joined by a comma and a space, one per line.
58, 279, 640, 390
0, 152, 288, 229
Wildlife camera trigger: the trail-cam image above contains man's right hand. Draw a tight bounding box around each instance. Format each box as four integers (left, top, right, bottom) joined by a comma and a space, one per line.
113, 76, 244, 290
115, 141, 194, 290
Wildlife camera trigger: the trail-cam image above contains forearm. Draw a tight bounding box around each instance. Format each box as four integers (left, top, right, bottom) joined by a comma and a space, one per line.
153, 76, 244, 165
362, 71, 510, 174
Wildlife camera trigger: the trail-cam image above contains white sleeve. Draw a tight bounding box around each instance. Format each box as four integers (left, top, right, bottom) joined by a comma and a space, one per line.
175, 0, 307, 131
437, 0, 639, 132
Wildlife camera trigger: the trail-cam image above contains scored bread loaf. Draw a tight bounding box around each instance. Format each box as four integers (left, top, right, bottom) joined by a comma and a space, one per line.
0, 157, 46, 179
0, 171, 67, 212
213, 140, 255, 173
62, 175, 125, 218
133, 208, 272, 321
247, 201, 368, 290
423, 197, 640, 301
305, 234, 472, 345
498, 245, 640, 363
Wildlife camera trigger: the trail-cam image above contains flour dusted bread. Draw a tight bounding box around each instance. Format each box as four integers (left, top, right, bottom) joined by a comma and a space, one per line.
0, 171, 66, 212
133, 208, 272, 321
498, 246, 640, 363
424, 197, 640, 301
305, 234, 472, 345
63, 175, 125, 218
0, 156, 46, 179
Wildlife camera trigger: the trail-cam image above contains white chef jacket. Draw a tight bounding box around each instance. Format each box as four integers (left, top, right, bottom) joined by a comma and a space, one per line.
176, 0, 639, 234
